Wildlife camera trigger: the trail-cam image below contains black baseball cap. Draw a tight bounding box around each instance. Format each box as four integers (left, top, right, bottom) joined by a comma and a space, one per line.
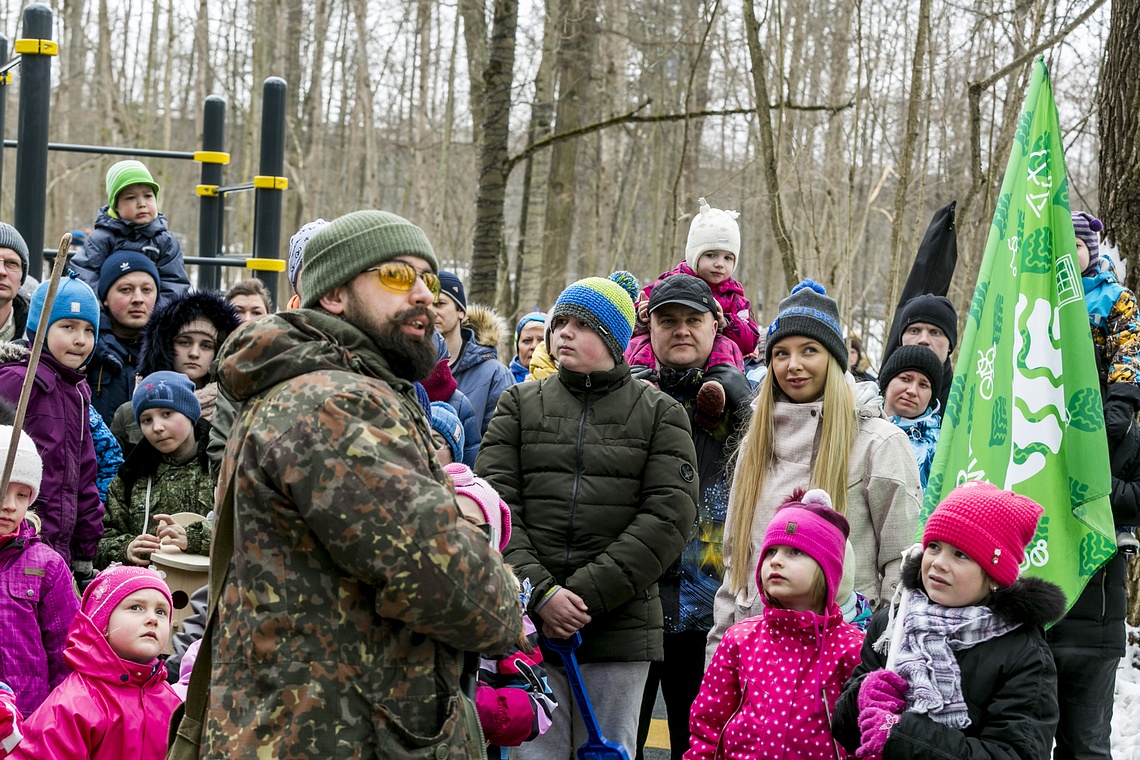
648, 274, 715, 315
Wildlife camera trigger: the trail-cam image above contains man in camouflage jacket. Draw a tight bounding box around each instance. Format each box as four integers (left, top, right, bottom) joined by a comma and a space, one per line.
201, 210, 523, 758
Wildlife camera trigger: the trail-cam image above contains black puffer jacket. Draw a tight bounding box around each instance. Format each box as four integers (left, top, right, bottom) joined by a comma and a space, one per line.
476, 362, 699, 663
833, 557, 1065, 760
1046, 382, 1139, 656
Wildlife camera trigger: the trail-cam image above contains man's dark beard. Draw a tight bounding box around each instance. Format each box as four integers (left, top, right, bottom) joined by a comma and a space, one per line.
350, 303, 438, 381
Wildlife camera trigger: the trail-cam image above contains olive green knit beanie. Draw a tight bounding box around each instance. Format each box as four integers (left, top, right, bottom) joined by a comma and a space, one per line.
300, 210, 440, 309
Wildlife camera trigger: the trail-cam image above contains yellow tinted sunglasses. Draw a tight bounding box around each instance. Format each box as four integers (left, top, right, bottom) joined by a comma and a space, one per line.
366, 261, 441, 297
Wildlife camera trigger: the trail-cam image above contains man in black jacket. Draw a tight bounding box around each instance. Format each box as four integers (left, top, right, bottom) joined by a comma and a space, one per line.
631, 274, 752, 760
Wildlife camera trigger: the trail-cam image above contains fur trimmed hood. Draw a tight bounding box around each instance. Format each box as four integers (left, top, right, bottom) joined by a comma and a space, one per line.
900, 550, 1067, 629
463, 303, 510, 364
0, 342, 29, 364
138, 290, 240, 378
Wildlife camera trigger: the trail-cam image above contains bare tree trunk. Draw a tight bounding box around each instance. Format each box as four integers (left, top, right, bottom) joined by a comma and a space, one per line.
459, 0, 489, 148
884, 0, 930, 328
349, 0, 377, 207
1100, 0, 1140, 301
538, 0, 600, 308
469, 0, 520, 306
743, 0, 797, 290
512, 0, 561, 318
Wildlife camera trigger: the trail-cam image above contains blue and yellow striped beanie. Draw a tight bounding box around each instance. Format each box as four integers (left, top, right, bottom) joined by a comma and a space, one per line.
550, 277, 637, 362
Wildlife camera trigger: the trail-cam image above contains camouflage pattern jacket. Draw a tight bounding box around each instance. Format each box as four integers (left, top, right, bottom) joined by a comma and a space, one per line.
203, 309, 524, 759
96, 423, 214, 569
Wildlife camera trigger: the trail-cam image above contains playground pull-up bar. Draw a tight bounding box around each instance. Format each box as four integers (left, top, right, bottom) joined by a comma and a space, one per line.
2, 3, 289, 302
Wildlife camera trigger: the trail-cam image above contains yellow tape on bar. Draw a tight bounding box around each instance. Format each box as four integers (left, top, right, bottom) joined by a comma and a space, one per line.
252, 175, 288, 190
195, 185, 218, 197
193, 151, 230, 165
13, 39, 58, 56
245, 258, 286, 272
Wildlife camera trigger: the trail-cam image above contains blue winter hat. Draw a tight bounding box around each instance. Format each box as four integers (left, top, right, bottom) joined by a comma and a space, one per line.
98, 249, 160, 301
550, 277, 637, 363
437, 270, 467, 310
765, 278, 847, 371
26, 271, 101, 339
132, 371, 201, 425
429, 401, 464, 464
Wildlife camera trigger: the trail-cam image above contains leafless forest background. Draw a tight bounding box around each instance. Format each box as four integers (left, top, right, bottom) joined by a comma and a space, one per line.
0, 0, 1125, 343
1, 0, 1140, 623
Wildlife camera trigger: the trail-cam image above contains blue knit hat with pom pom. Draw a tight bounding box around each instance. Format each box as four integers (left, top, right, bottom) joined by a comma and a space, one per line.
766, 279, 847, 371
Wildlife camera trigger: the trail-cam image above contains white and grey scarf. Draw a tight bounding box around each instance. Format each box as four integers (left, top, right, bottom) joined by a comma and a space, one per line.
888, 588, 1019, 728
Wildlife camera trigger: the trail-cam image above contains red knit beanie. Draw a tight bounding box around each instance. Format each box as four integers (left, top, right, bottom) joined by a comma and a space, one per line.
922, 481, 1043, 588
759, 489, 850, 607
81, 565, 174, 633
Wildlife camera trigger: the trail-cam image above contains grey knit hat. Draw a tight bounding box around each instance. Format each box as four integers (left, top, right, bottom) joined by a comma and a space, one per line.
301, 210, 439, 309
0, 223, 30, 284
765, 279, 847, 371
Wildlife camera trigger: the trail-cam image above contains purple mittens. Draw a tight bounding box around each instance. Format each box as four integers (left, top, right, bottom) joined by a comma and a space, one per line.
855, 670, 908, 759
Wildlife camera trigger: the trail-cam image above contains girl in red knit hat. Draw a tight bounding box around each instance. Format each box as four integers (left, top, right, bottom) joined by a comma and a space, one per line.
831, 481, 1066, 760
686, 489, 865, 760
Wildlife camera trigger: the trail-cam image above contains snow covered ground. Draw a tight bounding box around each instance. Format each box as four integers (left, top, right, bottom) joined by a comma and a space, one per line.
1113, 627, 1140, 759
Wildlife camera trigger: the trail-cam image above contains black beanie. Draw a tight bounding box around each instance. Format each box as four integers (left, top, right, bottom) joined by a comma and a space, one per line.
879, 344, 944, 409
899, 294, 958, 351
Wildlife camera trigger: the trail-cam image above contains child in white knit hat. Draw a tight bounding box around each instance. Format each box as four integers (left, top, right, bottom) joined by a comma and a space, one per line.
626, 197, 760, 371
0, 423, 81, 720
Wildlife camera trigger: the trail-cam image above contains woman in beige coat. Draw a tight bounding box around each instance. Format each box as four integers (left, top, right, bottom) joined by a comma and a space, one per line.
706, 280, 922, 659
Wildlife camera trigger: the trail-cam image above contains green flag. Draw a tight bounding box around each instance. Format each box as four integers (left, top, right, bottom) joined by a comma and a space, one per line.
922, 57, 1116, 612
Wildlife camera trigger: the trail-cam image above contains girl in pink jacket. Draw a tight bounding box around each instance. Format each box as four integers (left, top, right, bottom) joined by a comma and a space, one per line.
685, 489, 864, 760
625, 197, 760, 371
7, 564, 180, 759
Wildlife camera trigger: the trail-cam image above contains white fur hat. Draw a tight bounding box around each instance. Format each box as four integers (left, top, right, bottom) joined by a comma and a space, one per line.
0, 426, 43, 503
685, 197, 741, 271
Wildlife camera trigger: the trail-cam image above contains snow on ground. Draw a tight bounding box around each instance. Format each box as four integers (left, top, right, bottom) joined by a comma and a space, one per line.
1113, 627, 1140, 759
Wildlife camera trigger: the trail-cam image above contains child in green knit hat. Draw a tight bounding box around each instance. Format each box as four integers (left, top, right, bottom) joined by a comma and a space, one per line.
71, 159, 190, 307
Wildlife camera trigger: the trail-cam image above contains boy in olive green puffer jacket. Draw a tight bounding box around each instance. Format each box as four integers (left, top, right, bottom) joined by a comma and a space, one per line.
477, 276, 699, 760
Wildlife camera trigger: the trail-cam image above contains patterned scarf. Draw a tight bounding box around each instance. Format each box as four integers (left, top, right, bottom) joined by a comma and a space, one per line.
893, 588, 1020, 728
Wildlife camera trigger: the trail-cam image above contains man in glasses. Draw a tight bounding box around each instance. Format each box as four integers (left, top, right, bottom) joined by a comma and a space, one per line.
432, 269, 515, 436
200, 210, 523, 756
0, 223, 31, 344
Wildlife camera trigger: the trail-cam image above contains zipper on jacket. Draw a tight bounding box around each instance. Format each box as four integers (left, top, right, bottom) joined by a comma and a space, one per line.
564, 380, 591, 578
714, 677, 746, 759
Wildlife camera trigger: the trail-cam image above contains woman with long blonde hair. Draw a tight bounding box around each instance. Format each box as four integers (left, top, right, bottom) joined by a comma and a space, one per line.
706, 280, 922, 658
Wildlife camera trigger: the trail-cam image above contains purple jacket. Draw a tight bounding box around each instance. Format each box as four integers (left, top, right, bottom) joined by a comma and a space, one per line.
0, 521, 79, 714
625, 263, 756, 370
0, 345, 105, 565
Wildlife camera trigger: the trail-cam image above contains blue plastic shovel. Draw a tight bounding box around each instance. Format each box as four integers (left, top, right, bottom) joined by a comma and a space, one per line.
543, 632, 631, 760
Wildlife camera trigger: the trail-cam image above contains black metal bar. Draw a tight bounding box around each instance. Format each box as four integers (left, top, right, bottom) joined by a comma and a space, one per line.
0, 39, 8, 210
44, 251, 263, 269
13, 4, 52, 281
252, 77, 286, 304
213, 182, 255, 195
197, 96, 225, 291
1, 140, 196, 160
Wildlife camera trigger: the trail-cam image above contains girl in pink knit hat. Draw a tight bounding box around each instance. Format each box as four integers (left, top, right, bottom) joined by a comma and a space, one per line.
686, 489, 865, 759
831, 481, 1066, 760
443, 463, 557, 758
7, 564, 181, 759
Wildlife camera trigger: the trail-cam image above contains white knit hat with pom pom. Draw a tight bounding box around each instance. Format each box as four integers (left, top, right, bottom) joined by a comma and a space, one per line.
685, 197, 740, 270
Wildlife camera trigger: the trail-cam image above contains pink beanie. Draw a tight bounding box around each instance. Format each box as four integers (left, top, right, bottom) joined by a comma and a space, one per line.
445, 463, 512, 552
922, 481, 1043, 588
81, 565, 173, 633
759, 489, 850, 607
